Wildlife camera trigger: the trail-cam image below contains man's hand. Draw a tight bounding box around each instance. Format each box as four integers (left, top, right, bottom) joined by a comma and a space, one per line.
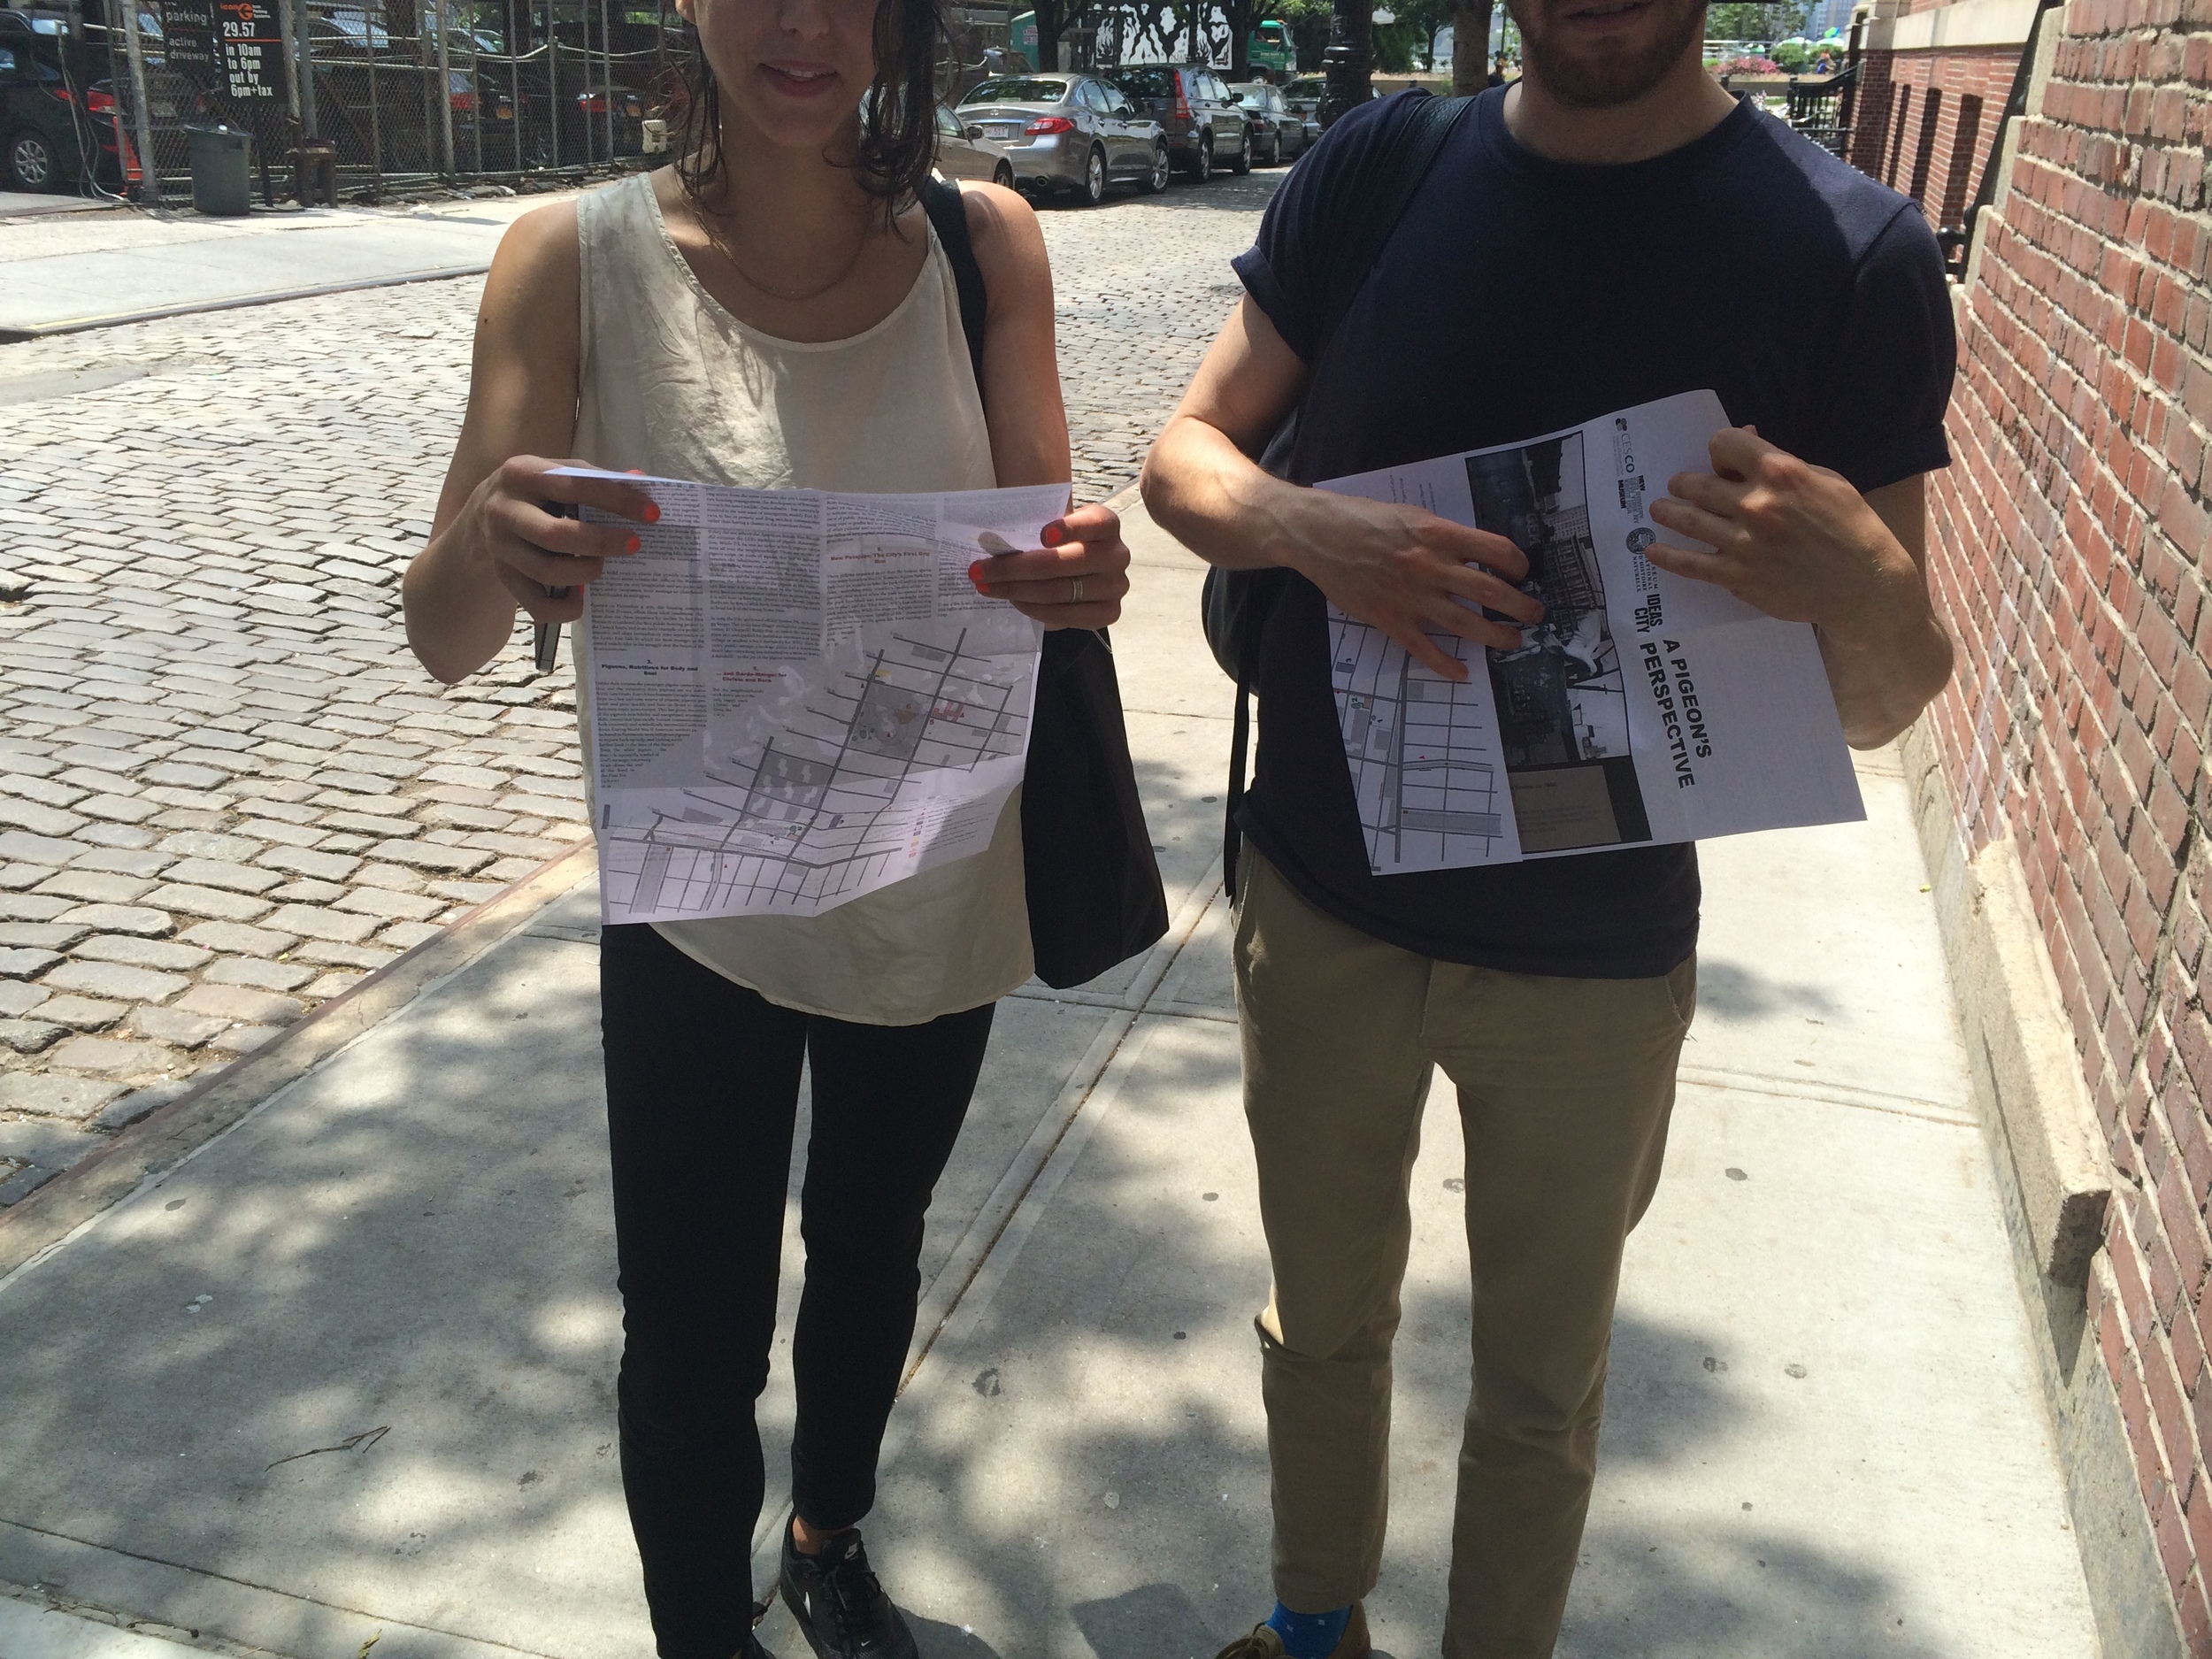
1274, 488, 1542, 682
1645, 426, 1954, 746
1644, 426, 1920, 636
1144, 296, 1542, 683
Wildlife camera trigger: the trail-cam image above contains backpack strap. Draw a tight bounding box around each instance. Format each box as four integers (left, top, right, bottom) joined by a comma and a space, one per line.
921, 178, 988, 402
1316, 89, 1477, 352
1277, 88, 1478, 481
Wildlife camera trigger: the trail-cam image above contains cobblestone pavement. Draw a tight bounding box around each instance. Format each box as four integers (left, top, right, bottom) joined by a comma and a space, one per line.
0, 168, 1279, 1203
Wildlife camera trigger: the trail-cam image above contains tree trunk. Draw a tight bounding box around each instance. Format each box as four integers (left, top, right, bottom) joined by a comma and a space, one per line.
1037, 0, 1061, 69
1225, 0, 1252, 76
1450, 0, 1492, 91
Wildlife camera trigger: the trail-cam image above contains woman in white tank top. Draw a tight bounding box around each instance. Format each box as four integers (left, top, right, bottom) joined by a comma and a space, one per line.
400, 0, 1132, 1648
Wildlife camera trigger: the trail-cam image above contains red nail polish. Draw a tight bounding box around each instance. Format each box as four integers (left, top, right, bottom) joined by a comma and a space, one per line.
1041, 523, 1064, 547
644, 503, 662, 524
626, 534, 641, 553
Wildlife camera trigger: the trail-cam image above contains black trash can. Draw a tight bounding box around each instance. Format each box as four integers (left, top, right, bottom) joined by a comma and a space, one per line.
188, 126, 252, 217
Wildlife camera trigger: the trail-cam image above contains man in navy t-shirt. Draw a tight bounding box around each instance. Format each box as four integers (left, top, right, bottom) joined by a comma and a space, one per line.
1141, 0, 1956, 1651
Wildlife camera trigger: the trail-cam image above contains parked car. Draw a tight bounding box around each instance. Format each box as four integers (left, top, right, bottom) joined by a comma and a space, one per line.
954, 73, 1168, 205
1279, 73, 1380, 131
1226, 80, 1307, 164
1, 15, 129, 192
1108, 63, 1250, 180
576, 81, 649, 150
933, 102, 1014, 188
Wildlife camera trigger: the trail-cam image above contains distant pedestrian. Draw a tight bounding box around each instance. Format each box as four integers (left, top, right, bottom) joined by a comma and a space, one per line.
1142, 0, 1957, 1648
400, 0, 1131, 1651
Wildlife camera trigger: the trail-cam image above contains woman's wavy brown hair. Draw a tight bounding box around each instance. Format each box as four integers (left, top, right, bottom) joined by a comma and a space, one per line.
670, 0, 946, 212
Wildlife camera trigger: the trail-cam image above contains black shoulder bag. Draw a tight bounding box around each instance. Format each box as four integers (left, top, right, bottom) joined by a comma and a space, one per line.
1197, 89, 1478, 893
921, 180, 1171, 989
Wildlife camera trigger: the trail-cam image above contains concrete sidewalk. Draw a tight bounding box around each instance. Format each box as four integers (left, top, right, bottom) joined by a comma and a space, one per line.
0, 503, 2098, 1658
0, 194, 571, 338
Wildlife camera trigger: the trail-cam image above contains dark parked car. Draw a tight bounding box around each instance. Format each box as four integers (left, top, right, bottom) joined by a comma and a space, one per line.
576, 82, 649, 150
1, 14, 129, 192
1226, 80, 1308, 165
1108, 63, 1249, 180
955, 73, 1168, 205
1279, 73, 1379, 132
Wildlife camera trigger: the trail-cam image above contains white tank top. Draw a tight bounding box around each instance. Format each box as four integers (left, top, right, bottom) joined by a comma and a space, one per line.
571, 173, 1033, 1025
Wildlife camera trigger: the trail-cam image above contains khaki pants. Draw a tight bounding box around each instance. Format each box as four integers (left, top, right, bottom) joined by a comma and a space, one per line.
1233, 849, 1695, 1658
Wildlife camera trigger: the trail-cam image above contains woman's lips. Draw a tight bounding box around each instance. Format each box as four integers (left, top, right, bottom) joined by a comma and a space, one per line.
761, 63, 841, 96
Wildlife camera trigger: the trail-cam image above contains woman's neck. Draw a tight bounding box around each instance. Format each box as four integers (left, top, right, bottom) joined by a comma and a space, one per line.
694, 115, 876, 257
655, 108, 928, 342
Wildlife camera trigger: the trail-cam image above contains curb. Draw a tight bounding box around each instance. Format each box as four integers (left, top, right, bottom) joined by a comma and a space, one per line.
0, 840, 595, 1283
0, 262, 493, 342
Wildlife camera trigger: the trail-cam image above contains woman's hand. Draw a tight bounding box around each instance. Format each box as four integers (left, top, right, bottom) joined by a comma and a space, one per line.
966, 500, 1133, 630
449, 457, 662, 626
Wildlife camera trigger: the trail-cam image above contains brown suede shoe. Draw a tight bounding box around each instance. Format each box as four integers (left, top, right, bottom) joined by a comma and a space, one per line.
1211, 1604, 1370, 1659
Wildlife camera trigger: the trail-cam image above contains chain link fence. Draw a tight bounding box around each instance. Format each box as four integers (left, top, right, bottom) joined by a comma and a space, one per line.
96, 0, 683, 201
65, 0, 1046, 200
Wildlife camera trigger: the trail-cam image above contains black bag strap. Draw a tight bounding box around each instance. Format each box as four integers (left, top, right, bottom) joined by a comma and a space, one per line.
1221, 89, 1478, 897
923, 175, 1087, 687
921, 178, 989, 399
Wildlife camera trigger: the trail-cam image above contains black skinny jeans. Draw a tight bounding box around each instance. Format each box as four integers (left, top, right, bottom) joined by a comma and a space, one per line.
600, 923, 995, 1659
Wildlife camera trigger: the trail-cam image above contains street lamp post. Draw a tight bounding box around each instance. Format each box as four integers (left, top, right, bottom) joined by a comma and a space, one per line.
117, 0, 162, 204
1317, 0, 1372, 127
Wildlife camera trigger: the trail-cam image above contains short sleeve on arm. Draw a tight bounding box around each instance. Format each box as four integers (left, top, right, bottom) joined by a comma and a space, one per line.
1230, 95, 1404, 365
1816, 202, 1958, 492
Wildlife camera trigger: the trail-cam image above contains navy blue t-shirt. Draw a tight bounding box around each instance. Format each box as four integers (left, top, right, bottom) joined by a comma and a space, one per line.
1230, 88, 1955, 979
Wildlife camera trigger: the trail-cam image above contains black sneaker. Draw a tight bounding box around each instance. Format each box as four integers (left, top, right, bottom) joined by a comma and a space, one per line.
778, 1525, 918, 1659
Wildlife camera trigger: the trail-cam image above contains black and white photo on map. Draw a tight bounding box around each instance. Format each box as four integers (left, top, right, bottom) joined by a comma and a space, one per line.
1463, 432, 1635, 768
1463, 432, 1653, 853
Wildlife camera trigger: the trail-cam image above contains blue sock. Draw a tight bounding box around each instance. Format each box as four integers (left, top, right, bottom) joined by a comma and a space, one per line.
1265, 1602, 1351, 1659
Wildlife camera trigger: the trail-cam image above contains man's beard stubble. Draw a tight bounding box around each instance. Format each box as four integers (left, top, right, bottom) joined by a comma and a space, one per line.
1504, 0, 1708, 109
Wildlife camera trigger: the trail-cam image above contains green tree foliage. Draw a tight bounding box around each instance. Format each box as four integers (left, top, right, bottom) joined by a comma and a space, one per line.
1705, 0, 1810, 42
1371, 0, 1460, 67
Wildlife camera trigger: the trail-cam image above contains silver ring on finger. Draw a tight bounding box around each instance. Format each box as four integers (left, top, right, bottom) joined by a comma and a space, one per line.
1070, 574, 1086, 603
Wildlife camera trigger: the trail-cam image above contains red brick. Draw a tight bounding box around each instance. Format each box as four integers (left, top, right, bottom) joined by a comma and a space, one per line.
2179, 1569, 2212, 1654
2176, 1294, 2209, 1394
2148, 1325, 2205, 1500
2158, 1481, 2196, 1597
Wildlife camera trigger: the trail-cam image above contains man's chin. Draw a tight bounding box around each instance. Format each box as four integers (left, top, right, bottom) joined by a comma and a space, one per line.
1532, 54, 1684, 108
1513, 0, 1707, 111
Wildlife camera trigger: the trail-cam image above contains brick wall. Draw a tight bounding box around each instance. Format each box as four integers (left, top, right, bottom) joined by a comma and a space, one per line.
1920, 0, 2212, 1640
1847, 42, 2024, 227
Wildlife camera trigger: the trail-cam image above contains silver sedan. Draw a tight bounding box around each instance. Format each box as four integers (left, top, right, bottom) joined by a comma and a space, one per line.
953, 73, 1171, 206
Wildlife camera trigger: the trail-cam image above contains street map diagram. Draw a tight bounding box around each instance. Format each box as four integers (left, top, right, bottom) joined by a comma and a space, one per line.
574, 472, 1069, 924
599, 623, 1034, 918
1331, 613, 1523, 872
